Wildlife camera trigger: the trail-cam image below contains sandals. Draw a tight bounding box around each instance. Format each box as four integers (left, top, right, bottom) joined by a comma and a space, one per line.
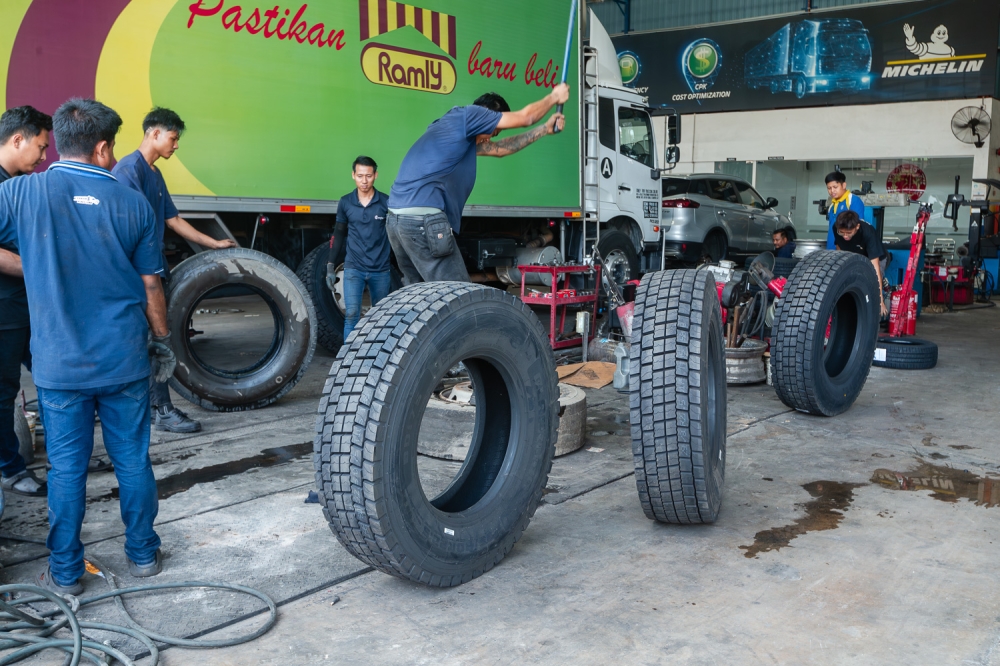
1, 470, 47, 497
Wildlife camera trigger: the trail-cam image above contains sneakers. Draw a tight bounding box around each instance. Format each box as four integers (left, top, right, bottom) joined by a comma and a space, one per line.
128, 549, 162, 577
1, 470, 46, 497
153, 405, 201, 433
36, 565, 83, 596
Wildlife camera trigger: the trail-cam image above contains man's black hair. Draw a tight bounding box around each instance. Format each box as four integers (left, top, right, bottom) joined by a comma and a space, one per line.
0, 106, 53, 145
473, 92, 511, 113
52, 98, 122, 158
834, 210, 861, 231
825, 171, 847, 185
142, 107, 185, 134
353, 155, 377, 172
773, 228, 789, 241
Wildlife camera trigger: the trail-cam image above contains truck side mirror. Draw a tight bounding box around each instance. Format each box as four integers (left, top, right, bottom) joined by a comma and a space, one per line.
765, 197, 778, 209
664, 145, 680, 168
666, 112, 681, 146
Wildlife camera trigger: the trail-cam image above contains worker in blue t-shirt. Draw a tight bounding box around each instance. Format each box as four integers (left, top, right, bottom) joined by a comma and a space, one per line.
825, 171, 866, 249
0, 99, 174, 595
387, 83, 570, 284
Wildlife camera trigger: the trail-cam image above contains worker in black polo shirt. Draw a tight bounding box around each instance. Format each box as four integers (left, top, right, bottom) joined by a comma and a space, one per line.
325, 156, 392, 341
0, 106, 50, 497
834, 210, 888, 316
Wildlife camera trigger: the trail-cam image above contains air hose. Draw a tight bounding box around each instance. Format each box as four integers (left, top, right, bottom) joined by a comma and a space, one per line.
0, 554, 276, 665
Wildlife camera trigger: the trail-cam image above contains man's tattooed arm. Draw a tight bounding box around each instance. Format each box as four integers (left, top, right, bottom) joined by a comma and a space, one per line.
476, 125, 550, 157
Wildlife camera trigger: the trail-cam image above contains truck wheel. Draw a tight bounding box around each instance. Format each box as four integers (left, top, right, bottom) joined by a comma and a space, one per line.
597, 230, 639, 288
315, 282, 558, 587
629, 269, 727, 524
166, 248, 317, 411
703, 231, 728, 262
771, 251, 879, 416
794, 76, 806, 98
295, 244, 402, 354
874, 336, 938, 370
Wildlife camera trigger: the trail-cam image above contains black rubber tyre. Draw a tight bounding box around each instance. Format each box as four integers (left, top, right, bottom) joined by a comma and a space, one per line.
166, 248, 317, 411
772, 251, 879, 416
874, 336, 938, 370
703, 230, 728, 262
629, 269, 727, 524
597, 230, 640, 287
314, 282, 558, 587
772, 256, 798, 278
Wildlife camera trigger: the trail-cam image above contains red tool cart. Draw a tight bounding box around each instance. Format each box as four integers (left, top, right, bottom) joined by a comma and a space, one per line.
518, 264, 599, 350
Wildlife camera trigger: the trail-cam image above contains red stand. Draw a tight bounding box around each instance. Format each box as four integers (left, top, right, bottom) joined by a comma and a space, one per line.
889, 205, 930, 337
518, 264, 600, 350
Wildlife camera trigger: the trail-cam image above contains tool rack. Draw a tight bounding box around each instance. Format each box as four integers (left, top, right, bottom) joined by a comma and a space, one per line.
518, 264, 600, 350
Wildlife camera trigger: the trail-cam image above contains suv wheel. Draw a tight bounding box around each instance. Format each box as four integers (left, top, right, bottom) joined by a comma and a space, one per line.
703, 231, 728, 262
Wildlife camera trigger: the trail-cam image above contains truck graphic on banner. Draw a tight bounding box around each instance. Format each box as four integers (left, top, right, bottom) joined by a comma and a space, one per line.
744, 19, 872, 98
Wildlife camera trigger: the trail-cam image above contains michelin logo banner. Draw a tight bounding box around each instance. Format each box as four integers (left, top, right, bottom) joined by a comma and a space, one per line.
611, 0, 998, 113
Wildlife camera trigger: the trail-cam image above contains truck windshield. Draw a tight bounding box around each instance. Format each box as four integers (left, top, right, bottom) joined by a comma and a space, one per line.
662, 179, 690, 197
618, 108, 654, 168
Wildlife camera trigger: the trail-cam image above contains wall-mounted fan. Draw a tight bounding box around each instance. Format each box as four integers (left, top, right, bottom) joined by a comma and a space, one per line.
951, 106, 991, 148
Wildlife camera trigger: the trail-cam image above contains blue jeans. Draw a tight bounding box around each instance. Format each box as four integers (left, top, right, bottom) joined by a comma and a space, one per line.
342, 268, 392, 340
38, 377, 160, 585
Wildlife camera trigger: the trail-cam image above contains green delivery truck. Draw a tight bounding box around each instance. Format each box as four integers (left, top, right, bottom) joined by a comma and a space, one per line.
1, 0, 679, 409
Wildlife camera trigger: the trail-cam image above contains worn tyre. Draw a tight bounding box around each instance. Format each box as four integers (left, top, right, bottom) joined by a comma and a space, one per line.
772, 250, 879, 416
295, 243, 402, 354
874, 336, 938, 370
167, 248, 317, 411
314, 282, 558, 587
629, 269, 727, 524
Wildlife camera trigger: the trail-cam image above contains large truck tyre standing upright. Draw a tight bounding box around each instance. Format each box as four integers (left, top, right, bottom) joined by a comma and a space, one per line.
1, 1, 679, 405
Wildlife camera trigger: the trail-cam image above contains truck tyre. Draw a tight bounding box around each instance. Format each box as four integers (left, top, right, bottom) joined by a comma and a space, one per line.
166, 248, 317, 411
794, 76, 806, 98
703, 230, 728, 262
597, 230, 639, 287
315, 282, 558, 587
873, 336, 938, 370
771, 251, 879, 416
629, 269, 727, 524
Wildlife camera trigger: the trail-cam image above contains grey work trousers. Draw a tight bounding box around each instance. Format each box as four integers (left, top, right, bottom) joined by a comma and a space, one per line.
386, 212, 469, 284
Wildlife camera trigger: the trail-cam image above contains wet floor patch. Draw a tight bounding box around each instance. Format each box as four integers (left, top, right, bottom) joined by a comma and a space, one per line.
740, 481, 863, 559
92, 442, 312, 503
871, 461, 999, 508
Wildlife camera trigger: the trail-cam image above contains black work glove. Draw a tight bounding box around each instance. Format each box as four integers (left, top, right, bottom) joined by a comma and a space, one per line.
326, 263, 337, 293
148, 332, 177, 383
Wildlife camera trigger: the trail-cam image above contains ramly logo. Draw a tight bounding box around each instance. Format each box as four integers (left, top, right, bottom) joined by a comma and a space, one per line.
358, 0, 457, 94
73, 195, 100, 205
882, 22, 985, 78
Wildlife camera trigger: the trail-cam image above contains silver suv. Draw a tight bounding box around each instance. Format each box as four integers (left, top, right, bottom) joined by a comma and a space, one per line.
660, 174, 794, 262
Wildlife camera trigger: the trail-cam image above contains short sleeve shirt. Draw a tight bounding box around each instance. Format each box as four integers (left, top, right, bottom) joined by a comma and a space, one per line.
337, 189, 391, 272
0, 161, 162, 389
826, 192, 865, 249
112, 150, 178, 268
835, 221, 882, 259
0, 166, 29, 330
388, 106, 502, 233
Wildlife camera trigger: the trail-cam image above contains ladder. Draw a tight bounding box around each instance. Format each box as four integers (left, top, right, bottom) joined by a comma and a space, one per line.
581, 45, 601, 263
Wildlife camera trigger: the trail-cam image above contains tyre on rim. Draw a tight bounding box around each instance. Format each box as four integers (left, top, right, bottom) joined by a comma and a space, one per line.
703, 230, 728, 263
629, 269, 727, 524
596, 229, 639, 288
166, 248, 317, 411
771, 250, 879, 416
314, 282, 558, 587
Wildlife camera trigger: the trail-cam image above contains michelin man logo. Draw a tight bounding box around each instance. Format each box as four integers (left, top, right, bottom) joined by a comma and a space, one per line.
903, 23, 955, 59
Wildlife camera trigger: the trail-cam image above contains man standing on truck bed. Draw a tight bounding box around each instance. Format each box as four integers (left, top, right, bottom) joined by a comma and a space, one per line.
387, 84, 570, 283
325, 156, 392, 341
113, 108, 236, 434
0, 98, 173, 594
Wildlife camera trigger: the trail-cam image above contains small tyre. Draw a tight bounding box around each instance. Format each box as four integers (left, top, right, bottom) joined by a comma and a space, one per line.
295, 243, 402, 354
597, 230, 640, 287
629, 269, 727, 524
166, 248, 317, 411
14, 407, 33, 465
874, 336, 938, 370
772, 251, 879, 416
772, 256, 798, 278
315, 282, 558, 587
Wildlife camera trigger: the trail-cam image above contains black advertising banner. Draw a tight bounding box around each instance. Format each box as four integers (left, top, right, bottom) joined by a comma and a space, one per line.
611, 0, 1000, 113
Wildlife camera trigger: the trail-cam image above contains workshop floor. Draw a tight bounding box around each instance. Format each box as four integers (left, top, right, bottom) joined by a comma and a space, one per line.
5, 304, 1000, 665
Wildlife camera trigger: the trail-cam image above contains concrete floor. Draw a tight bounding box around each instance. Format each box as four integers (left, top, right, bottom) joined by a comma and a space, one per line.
4, 304, 1000, 665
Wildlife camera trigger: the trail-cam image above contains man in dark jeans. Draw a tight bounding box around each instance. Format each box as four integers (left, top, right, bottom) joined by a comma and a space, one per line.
0, 98, 175, 594
113, 108, 236, 433
0, 106, 51, 497
387, 84, 569, 284
325, 156, 392, 341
